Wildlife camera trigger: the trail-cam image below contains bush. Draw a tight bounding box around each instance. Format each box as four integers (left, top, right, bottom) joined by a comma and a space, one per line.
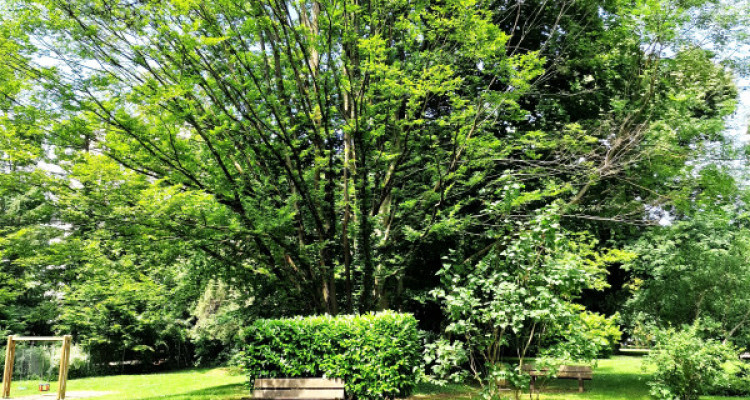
706, 360, 750, 397
582, 311, 622, 358
622, 312, 658, 349
239, 312, 421, 400
645, 325, 736, 400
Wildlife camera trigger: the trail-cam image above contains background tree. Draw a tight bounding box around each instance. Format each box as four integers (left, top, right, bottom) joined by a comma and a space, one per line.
624, 206, 750, 349
0, 26, 62, 335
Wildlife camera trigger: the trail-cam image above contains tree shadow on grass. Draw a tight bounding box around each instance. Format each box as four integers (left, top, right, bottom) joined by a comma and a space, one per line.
411, 385, 475, 400
135, 383, 248, 400
412, 382, 477, 396
530, 372, 648, 399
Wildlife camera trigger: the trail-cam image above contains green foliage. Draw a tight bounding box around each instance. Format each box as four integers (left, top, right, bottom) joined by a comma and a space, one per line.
0, 0, 547, 317
54, 237, 192, 368
624, 209, 750, 349
566, 311, 623, 358
422, 336, 470, 386
645, 325, 737, 400
706, 361, 750, 397
624, 313, 659, 349
430, 204, 627, 398
239, 312, 421, 400
12, 345, 58, 382
0, 0, 746, 376
190, 280, 245, 366
2, 0, 739, 326
10, 344, 95, 380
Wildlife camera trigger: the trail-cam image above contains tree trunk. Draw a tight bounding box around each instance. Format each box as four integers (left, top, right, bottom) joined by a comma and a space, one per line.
356, 131, 374, 312
342, 131, 354, 313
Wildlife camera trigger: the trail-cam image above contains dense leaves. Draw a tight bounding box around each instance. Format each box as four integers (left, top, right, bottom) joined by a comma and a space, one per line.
645, 325, 739, 400
240, 312, 421, 400
430, 205, 624, 398
624, 209, 750, 349
0, 0, 747, 378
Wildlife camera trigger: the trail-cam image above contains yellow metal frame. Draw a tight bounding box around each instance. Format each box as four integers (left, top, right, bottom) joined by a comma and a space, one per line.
2, 335, 72, 400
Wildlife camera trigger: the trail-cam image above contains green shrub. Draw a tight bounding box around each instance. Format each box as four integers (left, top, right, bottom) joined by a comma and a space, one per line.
707, 360, 750, 397
591, 312, 622, 357
645, 325, 736, 400
239, 312, 421, 400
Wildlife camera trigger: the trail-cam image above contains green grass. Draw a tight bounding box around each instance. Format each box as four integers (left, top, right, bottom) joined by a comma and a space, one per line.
410, 356, 750, 400
3, 357, 748, 399
6, 368, 247, 400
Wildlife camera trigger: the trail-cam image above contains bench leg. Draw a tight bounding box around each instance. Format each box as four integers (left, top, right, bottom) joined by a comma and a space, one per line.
530, 376, 536, 393
578, 378, 584, 393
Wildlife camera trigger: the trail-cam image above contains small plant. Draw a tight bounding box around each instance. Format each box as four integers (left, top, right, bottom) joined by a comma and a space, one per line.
645, 325, 736, 400
622, 312, 658, 349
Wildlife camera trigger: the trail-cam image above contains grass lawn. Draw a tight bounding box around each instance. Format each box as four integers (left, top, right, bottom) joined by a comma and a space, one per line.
3, 357, 749, 400
409, 356, 750, 400
6, 368, 247, 400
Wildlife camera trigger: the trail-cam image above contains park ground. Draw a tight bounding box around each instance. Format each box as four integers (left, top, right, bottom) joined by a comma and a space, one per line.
4, 356, 750, 400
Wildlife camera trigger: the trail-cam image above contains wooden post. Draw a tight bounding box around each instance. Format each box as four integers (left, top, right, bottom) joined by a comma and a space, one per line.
2, 336, 15, 399
56, 335, 72, 400
578, 378, 584, 393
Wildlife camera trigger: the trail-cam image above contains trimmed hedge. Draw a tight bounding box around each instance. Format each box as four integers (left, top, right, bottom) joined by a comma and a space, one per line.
239, 312, 421, 400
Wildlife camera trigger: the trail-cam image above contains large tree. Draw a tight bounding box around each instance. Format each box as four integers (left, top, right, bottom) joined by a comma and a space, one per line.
2, 0, 546, 315
0, 0, 745, 324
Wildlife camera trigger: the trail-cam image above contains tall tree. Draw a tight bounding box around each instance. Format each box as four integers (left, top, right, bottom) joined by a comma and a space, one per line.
0, 0, 745, 322
2, 0, 542, 314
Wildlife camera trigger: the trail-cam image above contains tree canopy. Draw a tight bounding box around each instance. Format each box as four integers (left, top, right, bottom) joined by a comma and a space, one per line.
0, 0, 748, 368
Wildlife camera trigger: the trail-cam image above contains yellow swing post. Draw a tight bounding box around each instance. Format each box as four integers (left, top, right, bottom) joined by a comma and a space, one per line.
2, 336, 16, 399
1, 335, 72, 400
56, 336, 72, 400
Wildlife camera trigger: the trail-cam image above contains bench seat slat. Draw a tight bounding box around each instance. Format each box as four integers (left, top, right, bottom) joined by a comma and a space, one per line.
527, 371, 592, 379
523, 365, 593, 379
255, 378, 344, 389
557, 373, 593, 380
523, 365, 593, 393
253, 389, 345, 399
559, 366, 592, 372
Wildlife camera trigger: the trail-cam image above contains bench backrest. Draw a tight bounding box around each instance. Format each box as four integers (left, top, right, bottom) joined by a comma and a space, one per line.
521, 364, 593, 379
253, 378, 345, 400
557, 365, 593, 379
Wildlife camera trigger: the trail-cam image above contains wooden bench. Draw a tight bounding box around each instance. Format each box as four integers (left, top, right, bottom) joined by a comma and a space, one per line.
522, 364, 593, 393
253, 378, 345, 400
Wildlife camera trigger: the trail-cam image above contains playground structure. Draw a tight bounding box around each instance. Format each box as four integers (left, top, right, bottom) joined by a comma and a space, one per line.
2, 336, 72, 400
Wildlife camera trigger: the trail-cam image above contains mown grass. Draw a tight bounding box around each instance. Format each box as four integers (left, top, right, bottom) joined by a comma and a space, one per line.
4, 357, 749, 400
6, 368, 247, 400
409, 356, 750, 400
